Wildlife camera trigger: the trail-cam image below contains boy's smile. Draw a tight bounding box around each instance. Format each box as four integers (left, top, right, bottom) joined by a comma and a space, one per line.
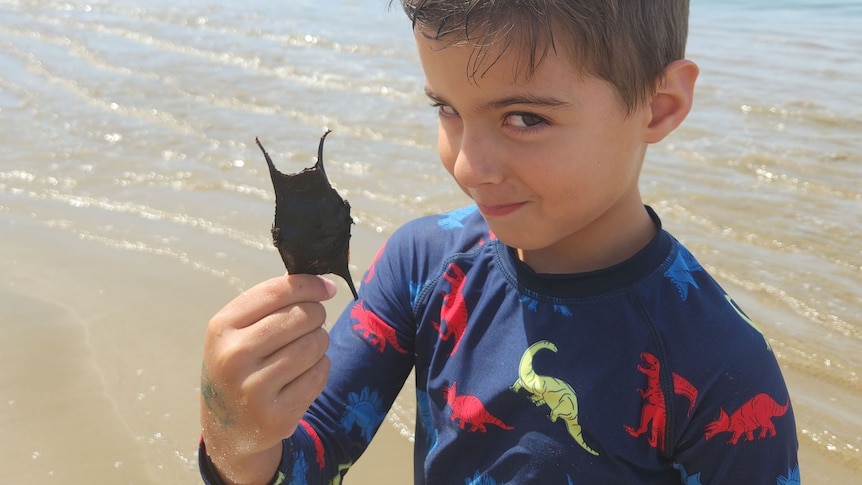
414, 29, 661, 274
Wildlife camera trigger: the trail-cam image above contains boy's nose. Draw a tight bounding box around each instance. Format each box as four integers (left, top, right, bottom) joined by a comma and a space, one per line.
451, 129, 504, 188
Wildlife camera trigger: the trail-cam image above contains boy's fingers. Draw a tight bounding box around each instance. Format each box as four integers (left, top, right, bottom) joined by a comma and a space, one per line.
213, 274, 337, 330
274, 354, 331, 424
252, 302, 329, 359
253, 327, 330, 395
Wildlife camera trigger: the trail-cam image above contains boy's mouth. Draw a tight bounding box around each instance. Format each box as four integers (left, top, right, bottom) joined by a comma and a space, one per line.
476, 201, 526, 218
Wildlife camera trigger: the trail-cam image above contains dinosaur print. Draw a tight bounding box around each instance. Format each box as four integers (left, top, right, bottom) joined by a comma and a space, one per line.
441, 382, 513, 433
624, 352, 699, 452
409, 279, 429, 310
464, 471, 501, 485
776, 464, 801, 485
664, 248, 703, 301
511, 340, 598, 455
416, 389, 439, 452
433, 263, 470, 356
704, 393, 789, 445
672, 462, 704, 485
299, 419, 326, 470
350, 300, 408, 354
477, 230, 496, 247
518, 294, 573, 317
288, 450, 308, 485
273, 470, 288, 485
553, 304, 574, 317
438, 206, 477, 230
519, 294, 540, 312
361, 242, 386, 283
341, 387, 386, 443
328, 462, 352, 485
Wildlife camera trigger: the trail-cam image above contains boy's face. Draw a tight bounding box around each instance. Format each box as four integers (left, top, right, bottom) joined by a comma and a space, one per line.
415, 29, 657, 273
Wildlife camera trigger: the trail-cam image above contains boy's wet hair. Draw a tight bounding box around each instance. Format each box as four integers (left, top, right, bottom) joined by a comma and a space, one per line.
394, 0, 689, 115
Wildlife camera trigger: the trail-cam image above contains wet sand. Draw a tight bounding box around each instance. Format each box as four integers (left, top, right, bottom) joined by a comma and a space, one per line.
1, 219, 216, 483
0, 218, 417, 484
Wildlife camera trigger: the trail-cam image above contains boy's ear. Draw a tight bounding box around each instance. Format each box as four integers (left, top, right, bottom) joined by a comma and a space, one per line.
644, 59, 699, 143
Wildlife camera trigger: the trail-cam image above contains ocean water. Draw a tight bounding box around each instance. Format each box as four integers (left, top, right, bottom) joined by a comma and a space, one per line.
0, 0, 859, 483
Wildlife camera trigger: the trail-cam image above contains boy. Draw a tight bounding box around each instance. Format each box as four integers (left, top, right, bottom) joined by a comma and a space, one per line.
199, 0, 799, 484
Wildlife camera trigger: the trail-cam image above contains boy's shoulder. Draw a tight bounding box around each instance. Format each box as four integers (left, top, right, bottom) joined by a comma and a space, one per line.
390, 205, 491, 252
639, 236, 783, 391
400, 204, 486, 232
367, 204, 489, 278
641, 236, 770, 348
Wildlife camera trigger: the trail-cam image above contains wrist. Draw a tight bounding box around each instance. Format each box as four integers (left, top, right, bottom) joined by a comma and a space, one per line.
199, 436, 284, 485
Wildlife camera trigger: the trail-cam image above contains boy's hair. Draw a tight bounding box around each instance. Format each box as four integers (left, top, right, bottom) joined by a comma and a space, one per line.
394, 0, 689, 115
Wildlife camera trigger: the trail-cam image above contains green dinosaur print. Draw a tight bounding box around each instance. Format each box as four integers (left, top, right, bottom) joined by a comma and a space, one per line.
511, 340, 598, 455
328, 462, 352, 485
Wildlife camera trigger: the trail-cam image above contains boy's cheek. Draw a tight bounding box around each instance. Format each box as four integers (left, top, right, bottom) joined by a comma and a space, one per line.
436, 130, 459, 172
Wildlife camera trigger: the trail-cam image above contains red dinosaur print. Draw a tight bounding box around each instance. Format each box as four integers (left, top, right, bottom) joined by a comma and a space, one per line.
477, 231, 496, 246
362, 243, 386, 283
350, 300, 408, 354
704, 393, 789, 445
441, 382, 513, 433
299, 419, 325, 470
433, 263, 469, 356
624, 352, 699, 451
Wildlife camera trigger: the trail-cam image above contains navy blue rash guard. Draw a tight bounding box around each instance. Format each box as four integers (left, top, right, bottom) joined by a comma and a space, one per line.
200, 206, 799, 485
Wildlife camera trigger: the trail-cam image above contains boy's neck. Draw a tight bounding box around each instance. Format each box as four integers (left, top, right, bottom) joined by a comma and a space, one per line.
515, 197, 658, 275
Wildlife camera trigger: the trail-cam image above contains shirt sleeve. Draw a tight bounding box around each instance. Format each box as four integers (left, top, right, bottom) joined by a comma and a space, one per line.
272, 225, 422, 484
669, 333, 800, 484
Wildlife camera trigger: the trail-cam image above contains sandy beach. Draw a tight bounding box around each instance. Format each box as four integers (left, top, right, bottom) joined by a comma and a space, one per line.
0, 216, 418, 484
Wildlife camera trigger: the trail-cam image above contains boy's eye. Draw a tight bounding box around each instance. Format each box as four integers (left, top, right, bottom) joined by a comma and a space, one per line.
432, 103, 459, 117
506, 113, 546, 128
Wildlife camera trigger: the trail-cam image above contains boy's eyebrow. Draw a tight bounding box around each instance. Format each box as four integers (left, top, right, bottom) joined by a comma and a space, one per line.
424, 88, 573, 111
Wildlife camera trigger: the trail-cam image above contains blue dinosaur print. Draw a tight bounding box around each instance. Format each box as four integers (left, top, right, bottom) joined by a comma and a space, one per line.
519, 294, 540, 312
288, 450, 309, 485
672, 463, 703, 485
776, 464, 801, 485
553, 303, 573, 317
416, 389, 439, 452
340, 387, 386, 443
664, 248, 703, 300
410, 279, 430, 309
518, 294, 573, 317
465, 471, 501, 485
438, 206, 477, 230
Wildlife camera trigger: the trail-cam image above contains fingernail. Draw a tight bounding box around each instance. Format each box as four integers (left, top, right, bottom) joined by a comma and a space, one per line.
320, 277, 337, 298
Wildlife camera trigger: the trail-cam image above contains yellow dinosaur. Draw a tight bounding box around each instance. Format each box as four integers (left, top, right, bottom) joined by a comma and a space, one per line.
329, 462, 352, 485
511, 340, 599, 455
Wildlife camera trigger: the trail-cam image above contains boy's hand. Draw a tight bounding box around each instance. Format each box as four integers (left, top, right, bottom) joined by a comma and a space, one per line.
200, 274, 336, 485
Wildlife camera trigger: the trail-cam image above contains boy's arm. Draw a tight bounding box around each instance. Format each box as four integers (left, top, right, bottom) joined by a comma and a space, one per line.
279, 234, 418, 483
672, 345, 800, 484
199, 232, 419, 484
198, 274, 335, 485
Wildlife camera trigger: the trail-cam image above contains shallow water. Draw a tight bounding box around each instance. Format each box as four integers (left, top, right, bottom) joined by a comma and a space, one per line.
1, 0, 860, 483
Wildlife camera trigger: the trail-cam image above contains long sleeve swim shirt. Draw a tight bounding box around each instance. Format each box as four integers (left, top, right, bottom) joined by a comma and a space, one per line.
200, 205, 799, 485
